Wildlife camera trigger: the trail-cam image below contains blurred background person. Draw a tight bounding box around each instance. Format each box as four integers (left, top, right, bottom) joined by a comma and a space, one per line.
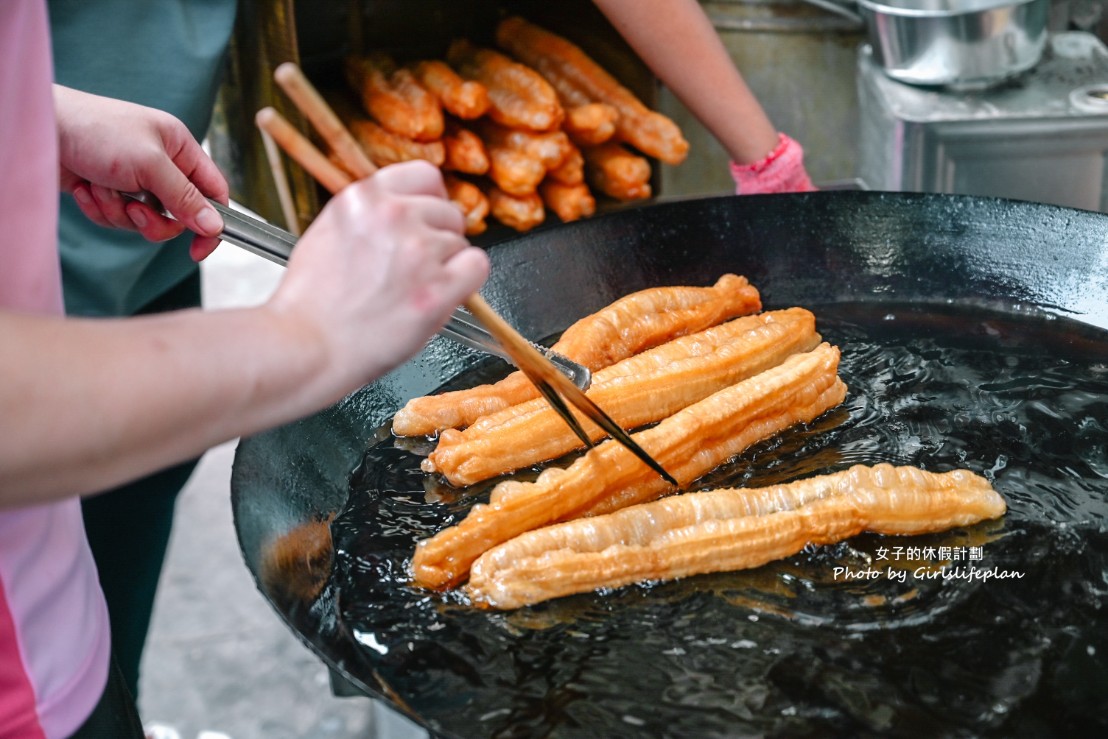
594, 0, 816, 194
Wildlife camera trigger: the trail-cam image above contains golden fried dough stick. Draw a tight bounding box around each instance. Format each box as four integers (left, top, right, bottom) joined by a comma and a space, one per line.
563, 102, 619, 147
485, 143, 546, 196
411, 343, 847, 589
584, 142, 651, 201
426, 308, 820, 486
447, 39, 564, 131
468, 464, 1007, 608
345, 53, 444, 142
546, 144, 584, 186
539, 180, 595, 223
478, 121, 574, 195
546, 73, 593, 109
348, 118, 445, 168
411, 59, 490, 120
392, 274, 762, 436
476, 120, 573, 171
486, 184, 545, 232
327, 88, 446, 167
540, 274, 761, 368
444, 174, 489, 236
442, 121, 489, 175
496, 16, 689, 164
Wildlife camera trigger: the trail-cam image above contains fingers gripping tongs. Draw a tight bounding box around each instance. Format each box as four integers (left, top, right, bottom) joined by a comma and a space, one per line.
127, 193, 677, 485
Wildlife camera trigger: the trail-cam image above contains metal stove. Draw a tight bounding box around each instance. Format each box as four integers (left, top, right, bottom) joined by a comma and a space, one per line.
858, 31, 1108, 212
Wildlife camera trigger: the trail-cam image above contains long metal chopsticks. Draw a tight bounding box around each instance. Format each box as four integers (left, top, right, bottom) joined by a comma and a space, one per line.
260, 62, 678, 485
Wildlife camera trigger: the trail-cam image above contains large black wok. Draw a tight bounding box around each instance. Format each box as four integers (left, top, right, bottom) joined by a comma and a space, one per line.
231, 191, 1108, 737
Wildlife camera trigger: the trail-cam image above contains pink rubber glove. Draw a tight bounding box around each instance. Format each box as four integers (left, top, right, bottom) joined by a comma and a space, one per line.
729, 133, 816, 195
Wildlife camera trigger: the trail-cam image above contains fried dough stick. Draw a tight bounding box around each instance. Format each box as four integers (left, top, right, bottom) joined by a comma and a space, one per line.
485, 144, 546, 196
496, 16, 689, 164
444, 174, 489, 236
442, 121, 489, 175
477, 121, 573, 171
486, 184, 545, 232
477, 121, 573, 195
563, 102, 619, 147
411, 343, 847, 590
345, 54, 444, 142
347, 118, 445, 167
426, 308, 820, 486
447, 40, 564, 132
468, 464, 1007, 608
584, 142, 651, 201
411, 60, 490, 120
546, 145, 584, 186
545, 72, 593, 109
325, 90, 446, 167
539, 180, 595, 223
392, 274, 762, 436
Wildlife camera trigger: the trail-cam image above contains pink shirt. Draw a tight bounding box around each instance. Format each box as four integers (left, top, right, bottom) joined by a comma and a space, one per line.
0, 1, 111, 736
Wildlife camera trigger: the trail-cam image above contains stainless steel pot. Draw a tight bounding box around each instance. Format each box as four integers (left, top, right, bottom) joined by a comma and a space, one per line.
855, 0, 1050, 87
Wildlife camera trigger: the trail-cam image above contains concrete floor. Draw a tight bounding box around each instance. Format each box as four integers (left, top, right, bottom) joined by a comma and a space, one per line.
136, 238, 427, 739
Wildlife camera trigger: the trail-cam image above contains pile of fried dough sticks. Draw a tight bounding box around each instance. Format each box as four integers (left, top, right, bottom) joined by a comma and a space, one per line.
393, 275, 1007, 609
332, 16, 689, 234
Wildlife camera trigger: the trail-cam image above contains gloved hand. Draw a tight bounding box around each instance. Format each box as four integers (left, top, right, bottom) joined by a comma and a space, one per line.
729, 133, 816, 195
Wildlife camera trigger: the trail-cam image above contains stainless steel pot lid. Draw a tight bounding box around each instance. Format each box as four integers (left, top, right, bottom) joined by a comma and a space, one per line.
856, 0, 1040, 16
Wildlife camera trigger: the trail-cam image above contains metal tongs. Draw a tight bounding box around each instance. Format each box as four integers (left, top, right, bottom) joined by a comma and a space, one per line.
177, 196, 592, 390
125, 191, 677, 485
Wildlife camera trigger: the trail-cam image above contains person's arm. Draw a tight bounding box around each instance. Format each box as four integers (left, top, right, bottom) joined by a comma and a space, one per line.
1, 94, 488, 506
592, 0, 815, 193
593, 0, 776, 164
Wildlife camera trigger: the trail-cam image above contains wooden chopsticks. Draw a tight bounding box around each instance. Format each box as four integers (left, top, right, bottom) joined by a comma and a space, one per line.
273, 62, 378, 180
258, 62, 677, 485
258, 125, 301, 235
255, 107, 352, 195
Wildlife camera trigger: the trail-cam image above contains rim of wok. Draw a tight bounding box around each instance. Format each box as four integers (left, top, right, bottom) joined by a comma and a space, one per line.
229, 190, 1108, 731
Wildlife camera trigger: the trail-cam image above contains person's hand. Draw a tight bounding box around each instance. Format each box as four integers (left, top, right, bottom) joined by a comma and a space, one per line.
730, 133, 816, 195
266, 160, 490, 390
53, 85, 229, 260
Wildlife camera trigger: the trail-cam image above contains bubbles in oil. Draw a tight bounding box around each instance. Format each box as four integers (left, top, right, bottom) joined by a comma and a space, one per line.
327, 303, 1108, 737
